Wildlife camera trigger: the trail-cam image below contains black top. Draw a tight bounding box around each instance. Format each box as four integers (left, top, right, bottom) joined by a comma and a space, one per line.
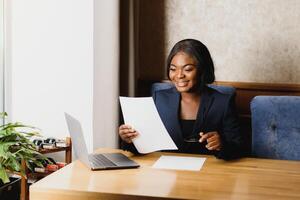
180, 119, 196, 139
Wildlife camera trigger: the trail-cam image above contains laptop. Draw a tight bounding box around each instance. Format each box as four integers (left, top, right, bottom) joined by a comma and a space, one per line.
64, 113, 140, 170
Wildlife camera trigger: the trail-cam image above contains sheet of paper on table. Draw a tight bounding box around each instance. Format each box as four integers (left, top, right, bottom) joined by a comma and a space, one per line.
152, 155, 206, 171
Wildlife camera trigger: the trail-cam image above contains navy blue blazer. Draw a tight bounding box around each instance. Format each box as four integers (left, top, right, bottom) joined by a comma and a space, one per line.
122, 86, 245, 160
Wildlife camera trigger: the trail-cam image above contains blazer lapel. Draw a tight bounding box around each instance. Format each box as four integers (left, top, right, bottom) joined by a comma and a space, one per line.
193, 88, 215, 135
166, 88, 184, 148
155, 88, 184, 149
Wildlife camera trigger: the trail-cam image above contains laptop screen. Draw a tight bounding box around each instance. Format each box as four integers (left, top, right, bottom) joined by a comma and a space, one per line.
64, 113, 90, 167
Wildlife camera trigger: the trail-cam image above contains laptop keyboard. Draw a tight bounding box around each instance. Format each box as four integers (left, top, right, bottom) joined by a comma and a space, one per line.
89, 154, 117, 168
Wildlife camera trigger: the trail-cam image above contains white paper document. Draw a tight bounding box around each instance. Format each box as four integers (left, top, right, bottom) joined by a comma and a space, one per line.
152, 156, 206, 171
119, 97, 178, 154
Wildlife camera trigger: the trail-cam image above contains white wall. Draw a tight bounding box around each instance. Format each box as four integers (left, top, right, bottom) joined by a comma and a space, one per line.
93, 0, 119, 149
5, 0, 94, 152
5, 0, 120, 156
0, 0, 4, 119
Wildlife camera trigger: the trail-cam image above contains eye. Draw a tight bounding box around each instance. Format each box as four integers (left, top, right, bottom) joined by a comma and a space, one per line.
184, 66, 195, 72
169, 66, 176, 71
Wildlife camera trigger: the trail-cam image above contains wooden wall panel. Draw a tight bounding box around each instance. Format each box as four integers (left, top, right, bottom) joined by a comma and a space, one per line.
215, 81, 300, 117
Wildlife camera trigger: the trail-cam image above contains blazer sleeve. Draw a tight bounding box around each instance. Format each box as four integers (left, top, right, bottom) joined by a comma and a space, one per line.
121, 140, 139, 154
215, 93, 246, 160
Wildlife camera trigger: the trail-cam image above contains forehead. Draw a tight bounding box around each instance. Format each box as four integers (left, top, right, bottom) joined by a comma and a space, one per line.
171, 52, 197, 65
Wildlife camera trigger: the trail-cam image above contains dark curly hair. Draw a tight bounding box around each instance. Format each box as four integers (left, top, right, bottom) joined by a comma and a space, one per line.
166, 39, 215, 92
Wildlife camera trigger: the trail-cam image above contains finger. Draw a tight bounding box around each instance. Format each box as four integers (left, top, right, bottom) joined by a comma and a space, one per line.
124, 132, 139, 143
119, 129, 129, 136
120, 133, 133, 141
124, 132, 138, 139
119, 124, 134, 130
206, 140, 219, 148
120, 128, 136, 135
207, 144, 221, 151
205, 131, 218, 137
199, 133, 213, 143
201, 131, 218, 142
119, 127, 133, 134
207, 135, 219, 143
123, 128, 136, 133
119, 124, 130, 129
199, 134, 208, 143
120, 133, 132, 143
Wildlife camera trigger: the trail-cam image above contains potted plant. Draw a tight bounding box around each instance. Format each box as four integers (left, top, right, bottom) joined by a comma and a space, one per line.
0, 112, 48, 199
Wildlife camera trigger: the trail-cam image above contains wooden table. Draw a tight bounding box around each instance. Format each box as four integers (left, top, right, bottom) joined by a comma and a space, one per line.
30, 149, 300, 200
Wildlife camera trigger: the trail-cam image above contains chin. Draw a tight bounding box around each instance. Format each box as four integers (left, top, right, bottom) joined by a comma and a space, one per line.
175, 86, 193, 93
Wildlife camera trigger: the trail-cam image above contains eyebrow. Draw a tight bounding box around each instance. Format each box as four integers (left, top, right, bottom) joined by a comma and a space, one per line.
170, 64, 196, 68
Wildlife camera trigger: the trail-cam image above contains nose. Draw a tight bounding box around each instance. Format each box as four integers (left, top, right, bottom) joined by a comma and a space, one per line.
176, 69, 184, 79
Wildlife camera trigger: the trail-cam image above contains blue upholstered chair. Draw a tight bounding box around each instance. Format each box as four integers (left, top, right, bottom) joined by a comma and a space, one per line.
151, 82, 236, 95
251, 96, 300, 160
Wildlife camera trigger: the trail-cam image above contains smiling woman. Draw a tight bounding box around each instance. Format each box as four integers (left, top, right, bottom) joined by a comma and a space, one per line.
166, 39, 215, 92
120, 39, 246, 160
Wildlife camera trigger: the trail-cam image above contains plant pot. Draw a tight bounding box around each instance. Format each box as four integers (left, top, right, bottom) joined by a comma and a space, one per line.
0, 177, 21, 200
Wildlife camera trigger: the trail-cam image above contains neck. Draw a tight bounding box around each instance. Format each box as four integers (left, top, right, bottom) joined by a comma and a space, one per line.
180, 91, 201, 102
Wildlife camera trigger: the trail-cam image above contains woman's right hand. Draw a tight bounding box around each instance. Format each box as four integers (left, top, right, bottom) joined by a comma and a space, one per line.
118, 124, 139, 143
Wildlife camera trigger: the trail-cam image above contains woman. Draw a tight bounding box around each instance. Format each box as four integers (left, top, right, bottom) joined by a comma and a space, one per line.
119, 39, 245, 160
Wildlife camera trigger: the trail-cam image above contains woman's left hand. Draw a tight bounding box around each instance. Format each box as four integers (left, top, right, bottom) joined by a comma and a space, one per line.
199, 131, 222, 151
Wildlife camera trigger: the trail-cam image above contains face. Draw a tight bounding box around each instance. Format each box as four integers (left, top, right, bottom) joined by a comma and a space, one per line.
169, 52, 199, 93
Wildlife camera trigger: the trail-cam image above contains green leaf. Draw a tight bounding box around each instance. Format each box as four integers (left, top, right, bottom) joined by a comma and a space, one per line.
0, 112, 7, 118
0, 164, 10, 184
7, 156, 21, 172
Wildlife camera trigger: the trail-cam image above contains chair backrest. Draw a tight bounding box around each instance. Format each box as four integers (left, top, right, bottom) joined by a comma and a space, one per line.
251, 96, 300, 160
151, 82, 236, 95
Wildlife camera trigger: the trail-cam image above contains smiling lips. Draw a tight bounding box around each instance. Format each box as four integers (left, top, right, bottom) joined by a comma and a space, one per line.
176, 81, 189, 87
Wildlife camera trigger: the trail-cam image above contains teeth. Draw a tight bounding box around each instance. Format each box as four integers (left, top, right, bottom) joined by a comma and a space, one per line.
177, 82, 188, 87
